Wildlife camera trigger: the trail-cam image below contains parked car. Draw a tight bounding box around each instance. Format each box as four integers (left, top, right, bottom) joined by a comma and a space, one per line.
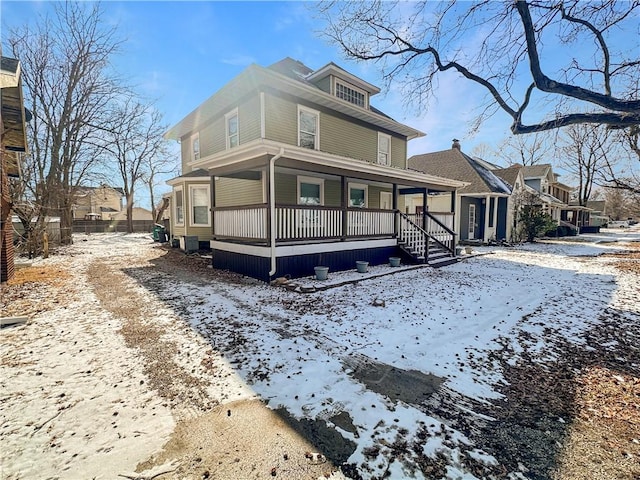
608, 220, 630, 228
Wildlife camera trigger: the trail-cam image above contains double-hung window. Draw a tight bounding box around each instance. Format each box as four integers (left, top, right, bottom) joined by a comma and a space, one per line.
378, 133, 391, 166
297, 176, 324, 205
189, 185, 210, 227
349, 183, 368, 208
298, 106, 319, 150
225, 109, 239, 149
191, 134, 200, 162
174, 187, 184, 225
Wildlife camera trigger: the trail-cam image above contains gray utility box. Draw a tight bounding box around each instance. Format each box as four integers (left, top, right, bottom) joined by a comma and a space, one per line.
179, 235, 199, 253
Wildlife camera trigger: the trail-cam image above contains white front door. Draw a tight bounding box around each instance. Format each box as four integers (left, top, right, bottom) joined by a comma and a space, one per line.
468, 204, 476, 239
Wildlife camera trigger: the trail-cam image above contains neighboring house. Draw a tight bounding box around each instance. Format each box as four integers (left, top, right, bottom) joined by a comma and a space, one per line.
522, 164, 590, 231
72, 184, 124, 220
522, 164, 568, 224
408, 140, 512, 243
164, 57, 465, 281
585, 200, 609, 226
1, 56, 29, 283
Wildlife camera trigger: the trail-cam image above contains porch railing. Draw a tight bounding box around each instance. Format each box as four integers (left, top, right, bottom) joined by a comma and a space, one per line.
276, 205, 342, 241
347, 209, 395, 237
213, 205, 396, 242
400, 211, 457, 256
214, 205, 267, 240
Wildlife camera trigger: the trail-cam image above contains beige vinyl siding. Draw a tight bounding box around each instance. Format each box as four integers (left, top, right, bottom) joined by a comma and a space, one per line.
275, 173, 296, 204
321, 112, 377, 161
390, 137, 406, 169
324, 180, 341, 207
180, 140, 192, 173
199, 117, 225, 157
264, 93, 408, 167
368, 186, 392, 209
264, 94, 298, 145
184, 95, 262, 161
215, 177, 263, 207
239, 95, 262, 145
275, 173, 341, 206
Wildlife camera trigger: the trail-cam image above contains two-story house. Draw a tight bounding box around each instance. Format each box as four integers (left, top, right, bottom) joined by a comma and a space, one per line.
522, 164, 590, 232
72, 184, 125, 220
165, 58, 464, 281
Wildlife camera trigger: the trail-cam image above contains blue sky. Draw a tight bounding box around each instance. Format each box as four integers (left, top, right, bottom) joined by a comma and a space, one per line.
5, 1, 626, 206
1, 1, 514, 153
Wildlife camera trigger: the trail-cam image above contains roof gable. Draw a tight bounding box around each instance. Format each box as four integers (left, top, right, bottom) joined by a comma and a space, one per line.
165, 58, 424, 142
409, 149, 511, 195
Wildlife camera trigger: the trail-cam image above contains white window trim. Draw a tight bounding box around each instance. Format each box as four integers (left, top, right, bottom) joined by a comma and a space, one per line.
174, 187, 184, 226
191, 133, 200, 163
377, 132, 391, 166
188, 184, 211, 227
348, 182, 368, 208
297, 105, 320, 150
333, 77, 368, 108
297, 175, 325, 205
225, 108, 239, 150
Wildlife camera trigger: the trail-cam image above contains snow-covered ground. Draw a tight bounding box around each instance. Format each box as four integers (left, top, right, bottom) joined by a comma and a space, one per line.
1, 226, 639, 479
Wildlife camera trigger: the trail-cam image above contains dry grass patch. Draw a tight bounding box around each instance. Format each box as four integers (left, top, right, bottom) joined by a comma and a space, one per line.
7, 265, 71, 286
553, 366, 640, 480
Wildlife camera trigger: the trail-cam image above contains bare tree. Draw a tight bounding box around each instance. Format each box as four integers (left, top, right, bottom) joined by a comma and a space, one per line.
101, 98, 168, 233
9, 2, 123, 245
601, 126, 640, 195
557, 124, 611, 206
496, 132, 552, 166
317, 1, 639, 134
142, 152, 178, 225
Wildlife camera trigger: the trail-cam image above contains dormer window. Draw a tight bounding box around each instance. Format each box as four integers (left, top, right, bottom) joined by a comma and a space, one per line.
335, 80, 366, 108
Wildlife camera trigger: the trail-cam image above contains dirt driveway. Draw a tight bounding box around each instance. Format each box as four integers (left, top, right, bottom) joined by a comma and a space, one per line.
1, 233, 639, 479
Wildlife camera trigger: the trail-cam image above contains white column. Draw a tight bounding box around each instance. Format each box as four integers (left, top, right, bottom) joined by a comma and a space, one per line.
484, 195, 491, 242
492, 196, 499, 238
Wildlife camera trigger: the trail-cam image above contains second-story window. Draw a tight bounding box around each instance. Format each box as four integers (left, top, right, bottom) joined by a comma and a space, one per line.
226, 109, 239, 149
191, 134, 200, 161
298, 106, 319, 150
378, 133, 391, 166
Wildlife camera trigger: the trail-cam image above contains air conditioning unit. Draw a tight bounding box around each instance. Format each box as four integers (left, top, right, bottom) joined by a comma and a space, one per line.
179, 235, 199, 253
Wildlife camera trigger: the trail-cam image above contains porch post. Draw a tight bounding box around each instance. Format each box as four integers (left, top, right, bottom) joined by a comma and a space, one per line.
341, 176, 348, 240
392, 183, 399, 237
484, 195, 491, 242
492, 196, 498, 237
422, 188, 428, 231
266, 163, 272, 244
210, 175, 216, 238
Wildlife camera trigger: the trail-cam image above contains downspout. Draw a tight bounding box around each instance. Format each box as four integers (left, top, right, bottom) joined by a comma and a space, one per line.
268, 148, 285, 277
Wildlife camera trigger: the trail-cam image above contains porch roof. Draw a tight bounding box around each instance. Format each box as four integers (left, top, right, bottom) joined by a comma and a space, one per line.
191, 139, 467, 191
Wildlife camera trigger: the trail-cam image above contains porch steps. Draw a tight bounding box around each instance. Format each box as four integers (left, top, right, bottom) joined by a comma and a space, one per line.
398, 241, 458, 268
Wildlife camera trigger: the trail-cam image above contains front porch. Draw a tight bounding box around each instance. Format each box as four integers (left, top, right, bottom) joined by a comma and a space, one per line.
194, 140, 465, 280
212, 204, 458, 281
